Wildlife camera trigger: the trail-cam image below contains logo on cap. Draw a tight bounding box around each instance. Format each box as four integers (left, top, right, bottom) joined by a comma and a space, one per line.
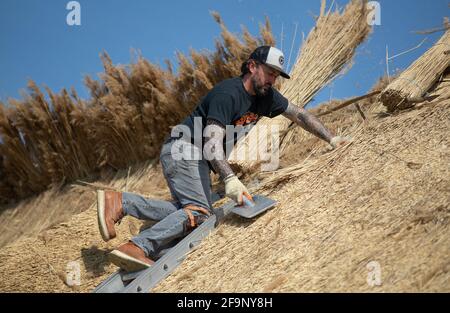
278, 56, 284, 66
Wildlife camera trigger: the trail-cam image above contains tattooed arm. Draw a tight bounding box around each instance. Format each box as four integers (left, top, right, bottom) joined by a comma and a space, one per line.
282, 102, 334, 143
203, 119, 251, 203
203, 119, 234, 180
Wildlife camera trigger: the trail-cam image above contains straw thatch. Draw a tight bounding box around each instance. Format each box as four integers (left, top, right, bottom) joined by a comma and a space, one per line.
150, 80, 450, 293
228, 0, 372, 172
1, 75, 448, 292
379, 29, 450, 112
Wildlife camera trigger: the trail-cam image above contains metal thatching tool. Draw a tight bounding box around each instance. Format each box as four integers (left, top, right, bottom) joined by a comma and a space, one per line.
231, 195, 277, 219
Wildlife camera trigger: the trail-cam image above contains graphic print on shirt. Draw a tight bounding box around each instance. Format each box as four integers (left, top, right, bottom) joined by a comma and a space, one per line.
233, 112, 260, 127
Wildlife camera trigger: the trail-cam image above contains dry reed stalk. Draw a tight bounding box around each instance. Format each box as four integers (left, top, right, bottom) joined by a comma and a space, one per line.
317, 90, 381, 117
0, 81, 98, 202
379, 29, 450, 112
228, 0, 372, 170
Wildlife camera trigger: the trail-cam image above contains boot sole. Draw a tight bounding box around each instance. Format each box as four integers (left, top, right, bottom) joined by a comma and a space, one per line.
97, 190, 111, 242
109, 250, 152, 272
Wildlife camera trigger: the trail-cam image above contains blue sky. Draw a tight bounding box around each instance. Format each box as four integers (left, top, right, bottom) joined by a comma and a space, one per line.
0, 0, 448, 107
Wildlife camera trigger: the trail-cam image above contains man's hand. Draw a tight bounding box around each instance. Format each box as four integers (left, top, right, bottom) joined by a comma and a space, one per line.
224, 175, 252, 205
330, 135, 351, 149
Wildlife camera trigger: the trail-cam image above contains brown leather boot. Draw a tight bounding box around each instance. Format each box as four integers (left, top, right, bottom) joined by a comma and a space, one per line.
97, 190, 124, 242
109, 242, 154, 272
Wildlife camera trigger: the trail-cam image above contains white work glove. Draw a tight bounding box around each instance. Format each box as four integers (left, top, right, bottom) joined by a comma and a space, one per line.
330, 135, 351, 149
224, 175, 252, 205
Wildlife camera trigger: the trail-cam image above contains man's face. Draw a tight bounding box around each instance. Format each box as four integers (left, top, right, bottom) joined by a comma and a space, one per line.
250, 61, 280, 97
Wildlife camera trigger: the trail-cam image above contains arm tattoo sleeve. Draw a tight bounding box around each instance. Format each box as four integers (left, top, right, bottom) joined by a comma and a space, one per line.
203, 119, 234, 180
282, 102, 334, 143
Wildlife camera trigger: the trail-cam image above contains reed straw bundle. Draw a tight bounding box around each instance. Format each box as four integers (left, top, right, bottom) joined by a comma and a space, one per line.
379, 29, 450, 112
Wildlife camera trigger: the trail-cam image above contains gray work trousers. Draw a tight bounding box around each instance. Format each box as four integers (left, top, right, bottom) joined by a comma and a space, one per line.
122, 139, 213, 260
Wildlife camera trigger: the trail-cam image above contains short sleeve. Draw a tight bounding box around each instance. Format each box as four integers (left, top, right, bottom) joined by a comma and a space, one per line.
268, 89, 289, 117
206, 93, 236, 127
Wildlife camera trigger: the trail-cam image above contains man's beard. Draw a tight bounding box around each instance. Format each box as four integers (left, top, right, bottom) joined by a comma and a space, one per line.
251, 77, 271, 97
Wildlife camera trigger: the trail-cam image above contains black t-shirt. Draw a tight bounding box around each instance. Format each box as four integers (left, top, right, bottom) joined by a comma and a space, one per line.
177, 77, 288, 151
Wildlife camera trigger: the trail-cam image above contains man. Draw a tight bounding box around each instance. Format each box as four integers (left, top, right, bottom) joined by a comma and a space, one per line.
97, 46, 349, 271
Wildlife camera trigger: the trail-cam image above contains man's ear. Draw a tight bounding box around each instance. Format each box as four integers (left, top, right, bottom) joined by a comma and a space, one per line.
248, 60, 258, 74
